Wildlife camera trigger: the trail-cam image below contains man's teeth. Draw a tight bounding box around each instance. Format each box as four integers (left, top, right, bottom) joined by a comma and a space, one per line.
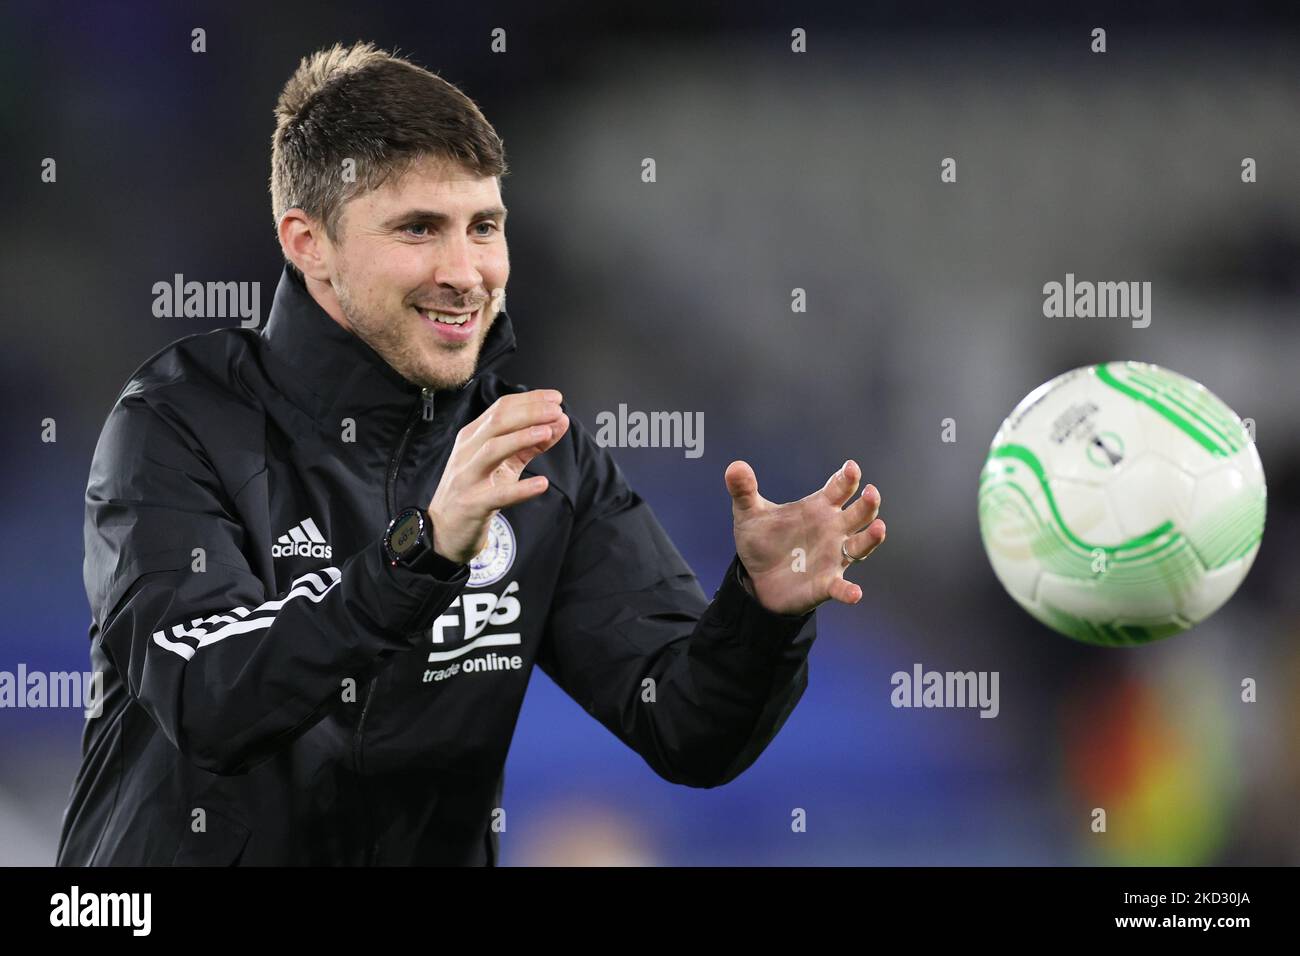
420, 308, 473, 325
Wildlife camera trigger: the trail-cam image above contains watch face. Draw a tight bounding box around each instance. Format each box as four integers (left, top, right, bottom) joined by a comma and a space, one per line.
389, 510, 424, 556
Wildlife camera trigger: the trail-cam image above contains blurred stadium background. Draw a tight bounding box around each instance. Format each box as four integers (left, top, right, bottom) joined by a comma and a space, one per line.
2, 0, 1297, 865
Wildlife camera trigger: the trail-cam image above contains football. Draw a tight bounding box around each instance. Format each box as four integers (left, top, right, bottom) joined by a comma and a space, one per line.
978, 361, 1266, 646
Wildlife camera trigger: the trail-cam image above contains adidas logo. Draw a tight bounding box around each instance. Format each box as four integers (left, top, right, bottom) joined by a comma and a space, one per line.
272, 517, 333, 559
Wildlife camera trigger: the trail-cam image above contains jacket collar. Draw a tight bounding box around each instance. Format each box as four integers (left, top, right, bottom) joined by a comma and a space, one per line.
259, 265, 517, 426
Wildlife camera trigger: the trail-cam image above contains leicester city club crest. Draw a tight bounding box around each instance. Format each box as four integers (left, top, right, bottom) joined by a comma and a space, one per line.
467, 513, 516, 587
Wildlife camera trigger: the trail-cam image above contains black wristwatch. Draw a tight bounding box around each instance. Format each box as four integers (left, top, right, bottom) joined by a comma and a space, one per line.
384, 507, 462, 577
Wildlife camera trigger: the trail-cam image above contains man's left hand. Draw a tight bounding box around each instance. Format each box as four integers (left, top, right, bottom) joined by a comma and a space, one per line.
726, 459, 886, 617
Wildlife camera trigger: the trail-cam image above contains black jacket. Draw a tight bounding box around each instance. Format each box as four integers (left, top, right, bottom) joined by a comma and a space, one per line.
55, 265, 818, 866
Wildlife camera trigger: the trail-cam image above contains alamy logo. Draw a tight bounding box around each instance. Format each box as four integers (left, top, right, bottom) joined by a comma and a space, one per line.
594, 404, 704, 459
151, 273, 261, 328
890, 663, 1000, 718
1042, 272, 1151, 328
50, 886, 151, 936
0, 666, 102, 717
272, 517, 332, 559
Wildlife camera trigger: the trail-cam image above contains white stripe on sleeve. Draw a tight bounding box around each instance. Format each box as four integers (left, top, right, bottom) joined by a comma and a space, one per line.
151, 567, 342, 660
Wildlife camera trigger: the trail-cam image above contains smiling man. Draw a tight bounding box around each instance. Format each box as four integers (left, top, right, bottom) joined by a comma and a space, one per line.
305, 152, 509, 392
56, 41, 886, 867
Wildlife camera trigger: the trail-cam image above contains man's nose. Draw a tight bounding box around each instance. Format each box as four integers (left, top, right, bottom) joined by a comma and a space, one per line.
435, 235, 482, 295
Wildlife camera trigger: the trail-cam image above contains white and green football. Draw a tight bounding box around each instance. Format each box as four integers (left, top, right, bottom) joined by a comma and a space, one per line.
978, 361, 1266, 646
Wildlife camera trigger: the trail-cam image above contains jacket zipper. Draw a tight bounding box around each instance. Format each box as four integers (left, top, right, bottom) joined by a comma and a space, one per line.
355, 386, 435, 864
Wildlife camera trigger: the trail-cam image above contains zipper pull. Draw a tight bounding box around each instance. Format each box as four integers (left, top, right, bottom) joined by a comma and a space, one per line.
421, 387, 435, 422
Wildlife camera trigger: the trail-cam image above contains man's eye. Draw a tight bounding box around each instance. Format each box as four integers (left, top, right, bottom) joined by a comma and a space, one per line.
403, 223, 429, 237
473, 222, 499, 237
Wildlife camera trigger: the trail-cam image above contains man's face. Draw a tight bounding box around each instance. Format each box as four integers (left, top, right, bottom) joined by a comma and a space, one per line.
319, 156, 509, 391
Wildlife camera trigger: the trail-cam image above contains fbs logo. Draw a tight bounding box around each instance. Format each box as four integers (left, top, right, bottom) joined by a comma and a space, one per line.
272, 517, 333, 559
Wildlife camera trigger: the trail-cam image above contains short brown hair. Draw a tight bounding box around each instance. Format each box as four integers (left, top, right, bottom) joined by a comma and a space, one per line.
270, 41, 507, 260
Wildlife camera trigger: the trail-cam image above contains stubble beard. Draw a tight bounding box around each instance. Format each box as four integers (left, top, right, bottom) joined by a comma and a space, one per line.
335, 275, 499, 392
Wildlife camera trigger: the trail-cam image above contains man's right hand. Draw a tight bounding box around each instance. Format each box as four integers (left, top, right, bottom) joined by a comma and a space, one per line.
426, 389, 570, 565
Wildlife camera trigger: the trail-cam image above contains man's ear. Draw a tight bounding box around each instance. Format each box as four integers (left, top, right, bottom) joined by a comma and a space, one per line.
278, 208, 333, 282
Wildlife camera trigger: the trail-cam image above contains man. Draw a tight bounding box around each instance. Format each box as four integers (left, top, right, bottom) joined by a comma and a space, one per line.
56, 41, 886, 866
